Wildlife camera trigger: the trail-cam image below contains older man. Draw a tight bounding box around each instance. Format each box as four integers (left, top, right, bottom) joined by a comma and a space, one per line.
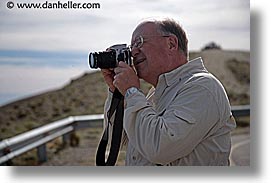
101, 19, 236, 166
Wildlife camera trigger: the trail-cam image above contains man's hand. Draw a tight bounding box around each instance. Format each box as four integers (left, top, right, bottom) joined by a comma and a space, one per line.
113, 61, 140, 95
101, 68, 116, 92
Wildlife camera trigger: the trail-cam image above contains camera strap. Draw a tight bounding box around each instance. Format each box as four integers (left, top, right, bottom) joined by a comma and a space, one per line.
96, 89, 124, 166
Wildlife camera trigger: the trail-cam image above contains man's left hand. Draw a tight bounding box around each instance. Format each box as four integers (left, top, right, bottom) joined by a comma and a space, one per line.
113, 61, 140, 95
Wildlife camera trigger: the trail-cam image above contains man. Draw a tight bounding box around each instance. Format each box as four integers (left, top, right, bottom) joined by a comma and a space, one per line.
101, 18, 236, 166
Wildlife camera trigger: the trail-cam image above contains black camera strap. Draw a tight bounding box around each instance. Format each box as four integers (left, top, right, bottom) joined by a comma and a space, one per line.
96, 89, 124, 166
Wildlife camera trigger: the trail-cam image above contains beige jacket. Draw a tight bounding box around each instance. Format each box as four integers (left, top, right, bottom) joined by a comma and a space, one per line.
104, 57, 236, 166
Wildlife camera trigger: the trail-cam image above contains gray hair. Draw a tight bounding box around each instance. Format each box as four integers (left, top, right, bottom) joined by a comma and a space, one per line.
155, 19, 188, 58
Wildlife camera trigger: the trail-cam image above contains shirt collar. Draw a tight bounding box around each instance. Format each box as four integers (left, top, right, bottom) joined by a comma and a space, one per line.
159, 57, 207, 86
154, 57, 208, 99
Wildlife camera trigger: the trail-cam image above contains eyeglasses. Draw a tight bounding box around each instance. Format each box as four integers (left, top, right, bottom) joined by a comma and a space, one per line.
130, 35, 170, 50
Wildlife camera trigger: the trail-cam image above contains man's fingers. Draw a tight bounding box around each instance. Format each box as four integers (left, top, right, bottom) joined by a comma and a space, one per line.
112, 76, 120, 89
114, 67, 127, 75
101, 69, 111, 74
118, 61, 128, 67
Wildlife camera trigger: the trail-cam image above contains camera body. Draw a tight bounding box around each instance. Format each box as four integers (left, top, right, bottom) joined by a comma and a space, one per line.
89, 44, 132, 69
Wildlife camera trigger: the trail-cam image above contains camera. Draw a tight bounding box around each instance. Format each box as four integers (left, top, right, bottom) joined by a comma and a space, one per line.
89, 44, 132, 69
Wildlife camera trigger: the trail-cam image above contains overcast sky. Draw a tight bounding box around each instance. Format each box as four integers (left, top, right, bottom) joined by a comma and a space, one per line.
0, 0, 250, 106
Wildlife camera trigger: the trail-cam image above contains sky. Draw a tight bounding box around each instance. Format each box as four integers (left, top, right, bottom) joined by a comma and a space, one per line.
0, 0, 250, 106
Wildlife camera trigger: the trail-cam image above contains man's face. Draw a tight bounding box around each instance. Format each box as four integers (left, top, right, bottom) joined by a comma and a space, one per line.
131, 22, 170, 85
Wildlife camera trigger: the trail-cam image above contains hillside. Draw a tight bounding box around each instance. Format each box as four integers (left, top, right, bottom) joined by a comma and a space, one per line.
0, 50, 250, 139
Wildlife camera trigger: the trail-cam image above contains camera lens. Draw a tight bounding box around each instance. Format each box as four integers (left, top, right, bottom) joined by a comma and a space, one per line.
89, 50, 117, 69
89, 52, 95, 68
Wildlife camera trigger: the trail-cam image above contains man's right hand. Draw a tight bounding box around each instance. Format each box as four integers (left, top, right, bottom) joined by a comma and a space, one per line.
101, 69, 115, 92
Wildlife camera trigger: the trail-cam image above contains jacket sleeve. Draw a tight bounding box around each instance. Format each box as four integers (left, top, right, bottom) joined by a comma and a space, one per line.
123, 84, 220, 165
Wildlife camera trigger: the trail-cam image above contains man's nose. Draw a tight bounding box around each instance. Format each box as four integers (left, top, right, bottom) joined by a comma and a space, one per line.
131, 46, 140, 58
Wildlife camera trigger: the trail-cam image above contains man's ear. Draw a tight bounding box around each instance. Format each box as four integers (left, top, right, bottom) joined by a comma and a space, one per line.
168, 35, 178, 51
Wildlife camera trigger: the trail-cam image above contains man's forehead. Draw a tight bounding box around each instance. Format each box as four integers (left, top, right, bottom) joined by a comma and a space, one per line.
131, 22, 158, 40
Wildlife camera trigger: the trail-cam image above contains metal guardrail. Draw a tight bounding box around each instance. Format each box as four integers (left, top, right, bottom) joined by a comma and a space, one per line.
0, 114, 104, 165
0, 105, 250, 165
231, 105, 250, 117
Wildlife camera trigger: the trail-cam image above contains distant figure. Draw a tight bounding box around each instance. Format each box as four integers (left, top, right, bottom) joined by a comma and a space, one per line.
101, 18, 236, 165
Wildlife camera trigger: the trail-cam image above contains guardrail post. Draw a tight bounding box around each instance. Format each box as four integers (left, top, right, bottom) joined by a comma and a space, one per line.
62, 133, 70, 147
37, 144, 47, 163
